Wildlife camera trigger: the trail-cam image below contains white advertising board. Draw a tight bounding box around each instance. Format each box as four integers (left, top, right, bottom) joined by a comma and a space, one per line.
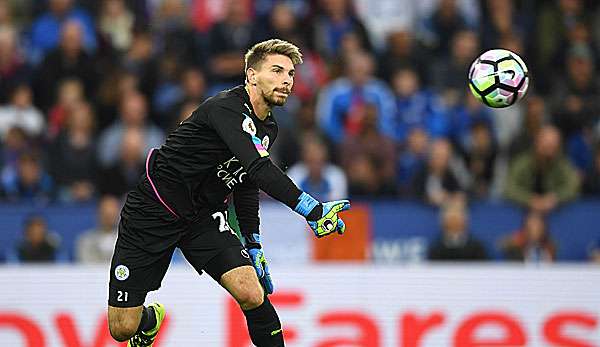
1, 264, 599, 346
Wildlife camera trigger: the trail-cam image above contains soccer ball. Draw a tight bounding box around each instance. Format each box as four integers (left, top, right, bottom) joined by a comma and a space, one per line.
468, 49, 529, 108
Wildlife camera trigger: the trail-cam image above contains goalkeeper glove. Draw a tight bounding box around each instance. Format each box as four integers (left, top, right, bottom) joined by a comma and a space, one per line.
243, 233, 273, 294
294, 192, 351, 238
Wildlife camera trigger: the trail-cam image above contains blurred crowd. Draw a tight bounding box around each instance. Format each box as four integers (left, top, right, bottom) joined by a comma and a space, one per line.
1, 0, 600, 263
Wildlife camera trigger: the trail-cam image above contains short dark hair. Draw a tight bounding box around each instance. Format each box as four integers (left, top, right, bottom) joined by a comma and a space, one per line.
244, 39, 303, 74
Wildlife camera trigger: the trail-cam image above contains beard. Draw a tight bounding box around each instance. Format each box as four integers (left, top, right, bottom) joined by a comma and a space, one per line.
262, 88, 289, 107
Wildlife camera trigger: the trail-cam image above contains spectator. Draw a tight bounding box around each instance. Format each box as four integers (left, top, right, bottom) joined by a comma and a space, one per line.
509, 95, 548, 157
16, 215, 58, 262
152, 0, 196, 62
316, 50, 395, 144
461, 121, 497, 199
121, 29, 158, 100
505, 125, 580, 214
480, 0, 529, 51
429, 30, 479, 106
309, 0, 372, 60
418, 0, 471, 56
501, 211, 556, 262
551, 44, 599, 138
98, 0, 134, 53
273, 98, 330, 169
353, 0, 414, 52
0, 26, 31, 104
345, 153, 394, 197
1, 152, 53, 202
340, 103, 396, 196
535, 0, 587, 92
582, 144, 600, 196
29, 0, 97, 63
155, 65, 206, 130
428, 202, 487, 261
95, 69, 140, 130
0, 84, 44, 140
382, 67, 448, 143
97, 91, 164, 167
378, 30, 429, 85
0, 126, 30, 186
33, 20, 99, 111
551, 44, 599, 173
151, 53, 183, 127
97, 127, 145, 197
262, 2, 301, 42
397, 127, 429, 195
413, 139, 468, 206
76, 195, 120, 263
48, 101, 97, 202
46, 77, 85, 139
287, 134, 347, 201
448, 93, 494, 154
588, 237, 600, 263
206, 0, 258, 87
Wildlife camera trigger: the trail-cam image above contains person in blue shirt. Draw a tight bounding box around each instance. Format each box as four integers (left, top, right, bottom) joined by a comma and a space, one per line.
29, 0, 97, 64
382, 68, 449, 144
316, 51, 395, 144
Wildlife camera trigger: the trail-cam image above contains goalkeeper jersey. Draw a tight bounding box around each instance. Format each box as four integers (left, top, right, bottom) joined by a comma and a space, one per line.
142, 85, 302, 233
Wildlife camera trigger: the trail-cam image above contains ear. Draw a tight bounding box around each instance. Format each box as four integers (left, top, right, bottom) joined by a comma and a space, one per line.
246, 68, 257, 85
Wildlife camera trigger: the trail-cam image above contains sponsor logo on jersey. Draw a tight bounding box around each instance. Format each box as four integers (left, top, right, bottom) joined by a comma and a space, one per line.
216, 156, 247, 189
114, 265, 129, 281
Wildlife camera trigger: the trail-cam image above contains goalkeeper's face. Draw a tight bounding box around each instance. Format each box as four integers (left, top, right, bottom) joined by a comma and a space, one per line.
252, 54, 295, 107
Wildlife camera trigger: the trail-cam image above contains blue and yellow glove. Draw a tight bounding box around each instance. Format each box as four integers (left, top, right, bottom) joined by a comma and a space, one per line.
243, 233, 273, 294
294, 192, 351, 238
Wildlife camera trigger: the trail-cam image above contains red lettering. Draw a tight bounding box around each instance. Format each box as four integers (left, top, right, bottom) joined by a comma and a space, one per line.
544, 312, 597, 347
0, 313, 46, 347
454, 312, 526, 347
55, 313, 124, 347
226, 291, 303, 347
316, 311, 380, 347
55, 312, 169, 347
401, 311, 445, 347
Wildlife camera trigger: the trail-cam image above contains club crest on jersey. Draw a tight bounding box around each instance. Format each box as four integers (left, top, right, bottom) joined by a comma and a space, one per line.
115, 265, 129, 281
242, 116, 257, 136
262, 135, 270, 149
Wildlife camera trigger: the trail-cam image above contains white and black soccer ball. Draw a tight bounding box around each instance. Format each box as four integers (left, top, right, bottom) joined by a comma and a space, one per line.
468, 49, 530, 108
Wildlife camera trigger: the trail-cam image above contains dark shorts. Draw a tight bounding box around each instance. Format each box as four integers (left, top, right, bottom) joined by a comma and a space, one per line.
108, 182, 252, 307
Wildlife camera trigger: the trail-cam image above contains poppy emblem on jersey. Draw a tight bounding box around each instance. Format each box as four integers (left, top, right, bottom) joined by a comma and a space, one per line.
114, 265, 129, 281
262, 135, 270, 150
242, 116, 257, 136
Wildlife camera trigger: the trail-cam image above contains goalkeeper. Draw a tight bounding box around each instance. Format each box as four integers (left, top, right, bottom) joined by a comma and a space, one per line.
106, 38, 350, 347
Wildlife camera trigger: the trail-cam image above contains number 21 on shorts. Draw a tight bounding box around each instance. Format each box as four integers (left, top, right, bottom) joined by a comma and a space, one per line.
212, 211, 235, 235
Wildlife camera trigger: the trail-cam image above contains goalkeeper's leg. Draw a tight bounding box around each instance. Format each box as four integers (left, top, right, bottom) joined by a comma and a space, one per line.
204, 250, 284, 347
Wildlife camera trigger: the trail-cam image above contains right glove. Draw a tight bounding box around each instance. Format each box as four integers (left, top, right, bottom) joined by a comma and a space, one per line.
294, 192, 351, 238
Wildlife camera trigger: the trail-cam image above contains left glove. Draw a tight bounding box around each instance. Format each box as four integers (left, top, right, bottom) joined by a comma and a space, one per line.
294, 192, 351, 238
243, 233, 273, 294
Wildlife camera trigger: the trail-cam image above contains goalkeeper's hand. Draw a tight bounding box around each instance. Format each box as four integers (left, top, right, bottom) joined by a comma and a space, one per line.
243, 233, 273, 294
294, 192, 351, 238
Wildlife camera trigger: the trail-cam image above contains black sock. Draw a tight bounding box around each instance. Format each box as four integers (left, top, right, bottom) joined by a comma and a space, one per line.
242, 297, 284, 347
137, 306, 157, 332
